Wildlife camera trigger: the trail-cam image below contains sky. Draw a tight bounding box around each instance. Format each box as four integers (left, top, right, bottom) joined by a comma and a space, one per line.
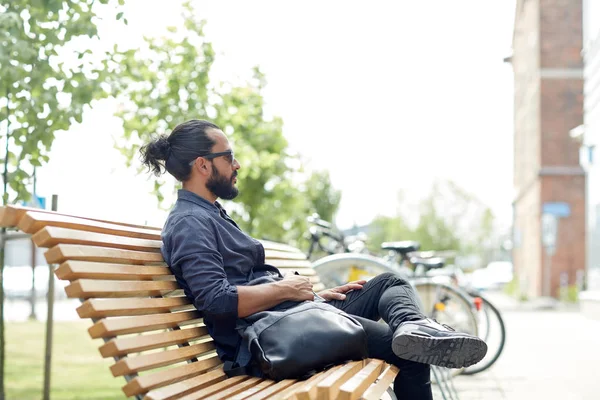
36, 0, 517, 232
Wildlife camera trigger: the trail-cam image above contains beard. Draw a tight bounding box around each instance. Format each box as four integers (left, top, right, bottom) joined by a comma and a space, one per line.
206, 164, 239, 200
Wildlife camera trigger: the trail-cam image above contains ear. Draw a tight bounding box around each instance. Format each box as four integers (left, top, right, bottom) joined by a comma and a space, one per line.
194, 158, 210, 176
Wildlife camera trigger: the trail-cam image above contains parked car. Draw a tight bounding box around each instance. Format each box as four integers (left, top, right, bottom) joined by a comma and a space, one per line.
470, 261, 513, 290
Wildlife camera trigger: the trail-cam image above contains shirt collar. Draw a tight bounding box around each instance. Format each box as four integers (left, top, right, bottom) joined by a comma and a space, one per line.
177, 189, 220, 214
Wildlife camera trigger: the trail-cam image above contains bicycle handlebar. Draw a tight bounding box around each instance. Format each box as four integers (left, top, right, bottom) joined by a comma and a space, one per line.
306, 214, 333, 229
305, 214, 350, 257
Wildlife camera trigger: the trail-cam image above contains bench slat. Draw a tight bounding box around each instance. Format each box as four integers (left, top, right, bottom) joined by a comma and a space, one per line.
34, 226, 161, 252
66, 280, 179, 299
55, 257, 319, 281
243, 380, 297, 400
78, 297, 192, 318
111, 341, 215, 376
45, 244, 164, 265
268, 369, 330, 400
313, 283, 325, 292
0, 205, 39, 227
266, 259, 312, 268
229, 379, 276, 400
362, 365, 399, 400
89, 310, 201, 338
316, 360, 364, 400
1, 208, 309, 253
290, 365, 343, 400
264, 250, 307, 260
338, 359, 384, 400
18, 211, 161, 239
176, 376, 250, 400
128, 356, 224, 398
260, 240, 305, 254
202, 377, 264, 400
99, 327, 208, 357
0, 205, 162, 230
56, 261, 171, 281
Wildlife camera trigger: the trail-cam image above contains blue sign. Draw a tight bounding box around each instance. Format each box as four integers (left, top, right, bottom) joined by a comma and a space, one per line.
21, 195, 46, 209
542, 202, 571, 217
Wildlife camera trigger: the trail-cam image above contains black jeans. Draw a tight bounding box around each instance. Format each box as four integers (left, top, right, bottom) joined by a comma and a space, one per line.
327, 272, 433, 400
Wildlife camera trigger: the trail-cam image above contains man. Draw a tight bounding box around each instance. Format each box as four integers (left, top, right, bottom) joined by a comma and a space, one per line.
141, 119, 487, 400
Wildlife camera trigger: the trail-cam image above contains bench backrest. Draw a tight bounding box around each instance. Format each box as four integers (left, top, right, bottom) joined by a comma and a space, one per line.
1, 206, 322, 399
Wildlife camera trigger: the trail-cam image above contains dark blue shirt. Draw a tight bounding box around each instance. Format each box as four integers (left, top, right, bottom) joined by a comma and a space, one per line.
161, 189, 281, 362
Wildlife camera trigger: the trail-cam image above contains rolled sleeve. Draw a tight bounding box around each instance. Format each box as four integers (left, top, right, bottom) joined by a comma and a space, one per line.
169, 216, 239, 320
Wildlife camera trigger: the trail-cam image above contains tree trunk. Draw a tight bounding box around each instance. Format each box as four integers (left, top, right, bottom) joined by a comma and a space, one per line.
0, 87, 11, 400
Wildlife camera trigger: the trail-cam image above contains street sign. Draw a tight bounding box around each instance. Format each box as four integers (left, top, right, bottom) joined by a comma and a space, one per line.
22, 195, 46, 210
541, 213, 559, 296
542, 202, 571, 217
542, 213, 558, 248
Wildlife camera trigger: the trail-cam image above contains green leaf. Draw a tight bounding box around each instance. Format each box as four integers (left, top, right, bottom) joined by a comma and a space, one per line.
0, 0, 113, 203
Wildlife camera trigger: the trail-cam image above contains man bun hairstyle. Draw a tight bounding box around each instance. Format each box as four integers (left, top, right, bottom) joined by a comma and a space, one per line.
140, 119, 220, 182
140, 135, 171, 177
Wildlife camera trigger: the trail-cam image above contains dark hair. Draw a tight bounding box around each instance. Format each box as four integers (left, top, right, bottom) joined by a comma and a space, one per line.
140, 119, 220, 181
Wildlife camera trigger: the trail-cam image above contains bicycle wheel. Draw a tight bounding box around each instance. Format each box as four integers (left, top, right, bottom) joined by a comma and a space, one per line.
312, 253, 407, 289
411, 280, 480, 380
461, 293, 506, 375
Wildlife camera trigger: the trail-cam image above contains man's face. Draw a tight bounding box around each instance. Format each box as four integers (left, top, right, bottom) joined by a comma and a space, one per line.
207, 163, 239, 200
204, 129, 240, 200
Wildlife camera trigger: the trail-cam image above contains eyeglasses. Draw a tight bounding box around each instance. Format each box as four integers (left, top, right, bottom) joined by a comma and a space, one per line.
189, 150, 235, 165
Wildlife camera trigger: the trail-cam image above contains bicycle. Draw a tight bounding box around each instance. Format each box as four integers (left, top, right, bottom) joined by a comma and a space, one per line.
306, 214, 369, 259
305, 218, 469, 398
306, 215, 505, 376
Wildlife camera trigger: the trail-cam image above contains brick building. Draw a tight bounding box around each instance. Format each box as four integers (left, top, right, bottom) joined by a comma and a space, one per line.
509, 0, 586, 298
572, 1, 600, 305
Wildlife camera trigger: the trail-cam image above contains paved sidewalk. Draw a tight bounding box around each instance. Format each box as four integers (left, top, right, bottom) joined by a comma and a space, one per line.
448, 293, 600, 400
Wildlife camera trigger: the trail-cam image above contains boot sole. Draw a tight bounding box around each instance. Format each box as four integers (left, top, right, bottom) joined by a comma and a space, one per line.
392, 332, 488, 369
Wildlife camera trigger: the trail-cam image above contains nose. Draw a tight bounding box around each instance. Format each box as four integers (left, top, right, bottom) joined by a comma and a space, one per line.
233, 159, 241, 170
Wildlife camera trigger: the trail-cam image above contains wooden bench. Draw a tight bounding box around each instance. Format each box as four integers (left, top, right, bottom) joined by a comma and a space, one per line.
0, 205, 398, 400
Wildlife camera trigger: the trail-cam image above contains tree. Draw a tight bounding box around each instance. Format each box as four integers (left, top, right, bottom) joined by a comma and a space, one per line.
368, 214, 414, 253
302, 170, 342, 224
412, 192, 462, 252
110, 3, 340, 248
0, 1, 123, 397
109, 4, 216, 205
366, 180, 498, 264
0, 0, 123, 203
211, 69, 303, 241
474, 207, 497, 266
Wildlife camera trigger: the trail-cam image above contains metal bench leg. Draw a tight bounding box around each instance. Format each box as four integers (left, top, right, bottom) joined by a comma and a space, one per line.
437, 367, 461, 400
89, 312, 144, 400
431, 367, 450, 400
446, 369, 461, 400
385, 386, 398, 400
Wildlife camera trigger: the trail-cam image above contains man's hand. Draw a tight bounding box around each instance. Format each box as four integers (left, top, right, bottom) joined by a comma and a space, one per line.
318, 280, 367, 301
277, 274, 315, 302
